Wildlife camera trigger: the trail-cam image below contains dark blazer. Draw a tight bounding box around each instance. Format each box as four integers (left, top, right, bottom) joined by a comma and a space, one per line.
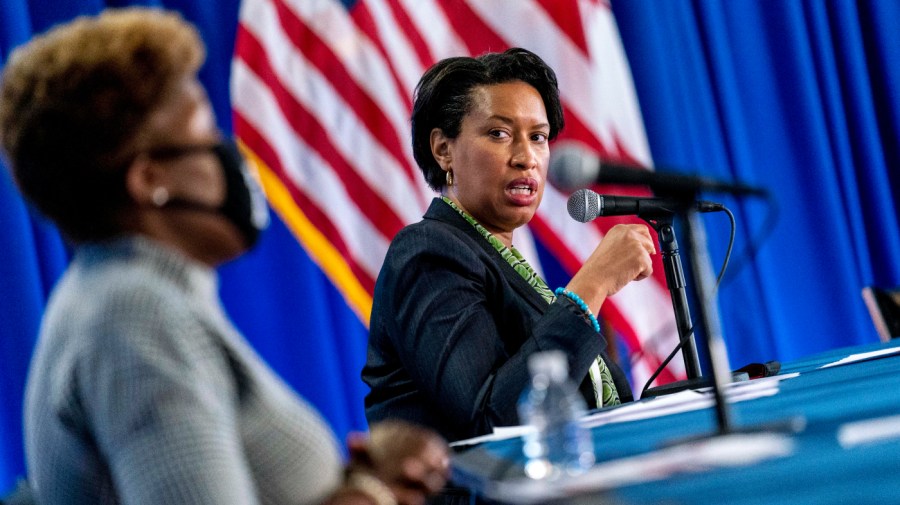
362, 198, 632, 442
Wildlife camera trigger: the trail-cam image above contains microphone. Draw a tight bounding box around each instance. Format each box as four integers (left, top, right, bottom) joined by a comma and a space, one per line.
549, 143, 768, 196
567, 188, 722, 223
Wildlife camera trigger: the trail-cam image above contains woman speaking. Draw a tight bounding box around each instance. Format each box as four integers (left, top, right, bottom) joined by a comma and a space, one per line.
363, 48, 656, 442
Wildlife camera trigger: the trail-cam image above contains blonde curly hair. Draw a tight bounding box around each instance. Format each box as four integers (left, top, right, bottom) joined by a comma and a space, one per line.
0, 8, 205, 241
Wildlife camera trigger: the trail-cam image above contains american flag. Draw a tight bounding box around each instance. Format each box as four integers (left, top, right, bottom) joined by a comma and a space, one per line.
231, 0, 683, 392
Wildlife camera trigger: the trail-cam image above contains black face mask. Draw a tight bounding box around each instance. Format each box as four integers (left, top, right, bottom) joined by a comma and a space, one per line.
211, 140, 269, 248
146, 139, 269, 249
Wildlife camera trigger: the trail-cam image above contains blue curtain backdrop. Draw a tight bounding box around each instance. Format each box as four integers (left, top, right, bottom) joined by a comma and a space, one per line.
1, 0, 898, 493
611, 0, 900, 365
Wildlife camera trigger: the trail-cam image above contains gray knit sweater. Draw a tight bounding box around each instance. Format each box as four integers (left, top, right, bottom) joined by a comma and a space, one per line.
24, 236, 342, 504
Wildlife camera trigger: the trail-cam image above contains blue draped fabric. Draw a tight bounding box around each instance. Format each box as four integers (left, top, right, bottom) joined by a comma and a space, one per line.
611, 0, 900, 367
1, 0, 898, 494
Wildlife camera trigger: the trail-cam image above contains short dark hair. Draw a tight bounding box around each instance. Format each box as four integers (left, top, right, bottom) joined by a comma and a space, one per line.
0, 8, 205, 242
410, 47, 565, 191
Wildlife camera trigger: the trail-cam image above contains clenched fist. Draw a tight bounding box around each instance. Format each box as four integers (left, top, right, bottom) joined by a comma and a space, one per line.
566, 223, 656, 313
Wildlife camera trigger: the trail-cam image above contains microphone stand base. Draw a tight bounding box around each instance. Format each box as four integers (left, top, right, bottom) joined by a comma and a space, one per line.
641, 377, 711, 398
641, 372, 751, 399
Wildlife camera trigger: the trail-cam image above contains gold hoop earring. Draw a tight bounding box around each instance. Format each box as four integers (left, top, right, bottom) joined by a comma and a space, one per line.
446, 169, 454, 187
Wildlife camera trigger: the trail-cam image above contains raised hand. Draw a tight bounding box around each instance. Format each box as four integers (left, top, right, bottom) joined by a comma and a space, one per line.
566, 223, 656, 313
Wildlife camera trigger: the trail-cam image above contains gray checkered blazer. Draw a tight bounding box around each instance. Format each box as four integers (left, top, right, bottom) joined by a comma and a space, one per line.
24, 237, 342, 504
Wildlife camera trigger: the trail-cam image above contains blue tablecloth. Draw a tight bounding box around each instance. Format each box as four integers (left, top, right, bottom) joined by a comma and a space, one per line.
451, 341, 900, 504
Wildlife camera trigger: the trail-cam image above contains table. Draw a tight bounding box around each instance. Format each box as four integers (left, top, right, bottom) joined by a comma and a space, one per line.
450, 341, 900, 504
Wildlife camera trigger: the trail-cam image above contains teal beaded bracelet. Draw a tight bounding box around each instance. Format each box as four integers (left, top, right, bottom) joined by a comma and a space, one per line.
555, 287, 601, 333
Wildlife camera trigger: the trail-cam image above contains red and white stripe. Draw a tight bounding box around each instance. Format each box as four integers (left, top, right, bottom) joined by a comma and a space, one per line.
232, 0, 684, 389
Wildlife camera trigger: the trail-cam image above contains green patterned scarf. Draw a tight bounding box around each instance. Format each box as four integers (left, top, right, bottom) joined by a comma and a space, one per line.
440, 196, 620, 406
441, 197, 555, 303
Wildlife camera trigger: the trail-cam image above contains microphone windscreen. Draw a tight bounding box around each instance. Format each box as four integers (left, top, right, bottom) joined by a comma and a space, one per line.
548, 143, 599, 191
567, 188, 598, 223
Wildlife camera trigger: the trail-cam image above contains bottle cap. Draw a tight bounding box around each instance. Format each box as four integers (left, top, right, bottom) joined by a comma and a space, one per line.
527, 350, 568, 382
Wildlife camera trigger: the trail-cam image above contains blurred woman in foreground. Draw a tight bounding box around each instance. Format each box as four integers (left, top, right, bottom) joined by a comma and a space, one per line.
0, 8, 446, 505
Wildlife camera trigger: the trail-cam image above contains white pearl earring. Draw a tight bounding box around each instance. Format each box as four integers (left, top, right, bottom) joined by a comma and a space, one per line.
151, 187, 169, 207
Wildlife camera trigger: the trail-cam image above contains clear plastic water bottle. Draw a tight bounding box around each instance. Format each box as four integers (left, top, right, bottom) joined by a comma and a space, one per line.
517, 350, 595, 480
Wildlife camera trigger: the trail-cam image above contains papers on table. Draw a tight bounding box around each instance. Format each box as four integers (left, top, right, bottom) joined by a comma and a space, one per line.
450, 426, 534, 448
450, 373, 800, 448
452, 374, 804, 503
820, 346, 900, 369
581, 372, 799, 429
452, 345, 900, 449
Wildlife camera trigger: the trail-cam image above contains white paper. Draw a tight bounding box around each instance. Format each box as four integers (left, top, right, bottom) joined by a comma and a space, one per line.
450, 425, 535, 448
820, 347, 900, 368
451, 373, 800, 446
581, 373, 798, 428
